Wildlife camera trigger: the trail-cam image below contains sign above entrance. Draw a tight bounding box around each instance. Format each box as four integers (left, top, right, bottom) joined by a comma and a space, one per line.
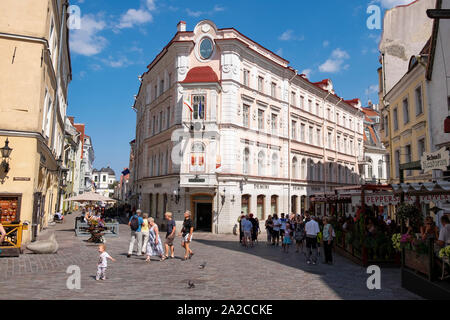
188, 177, 205, 183
421, 147, 450, 173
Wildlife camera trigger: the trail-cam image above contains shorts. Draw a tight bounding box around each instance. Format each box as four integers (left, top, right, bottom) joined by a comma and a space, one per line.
244, 230, 252, 238
272, 230, 280, 238
283, 237, 292, 245
182, 233, 193, 243
280, 229, 285, 236
165, 234, 175, 246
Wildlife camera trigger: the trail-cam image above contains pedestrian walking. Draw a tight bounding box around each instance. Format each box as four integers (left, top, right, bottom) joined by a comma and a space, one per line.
96, 244, 115, 281
322, 217, 335, 264
279, 213, 287, 243
163, 211, 176, 260
127, 209, 143, 258
238, 212, 244, 244
241, 214, 253, 247
249, 214, 259, 244
145, 217, 164, 262
282, 223, 292, 253
180, 210, 194, 261
265, 215, 274, 245
305, 215, 320, 265
141, 213, 150, 255
272, 214, 281, 246
294, 215, 306, 253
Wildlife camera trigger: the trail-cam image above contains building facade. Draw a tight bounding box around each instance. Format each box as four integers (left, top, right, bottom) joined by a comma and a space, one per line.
132, 20, 365, 233
92, 167, 116, 198
0, 0, 71, 242
380, 41, 432, 184
361, 103, 388, 184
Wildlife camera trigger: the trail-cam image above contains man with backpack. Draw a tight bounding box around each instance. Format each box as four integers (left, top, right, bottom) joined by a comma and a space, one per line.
127, 209, 144, 258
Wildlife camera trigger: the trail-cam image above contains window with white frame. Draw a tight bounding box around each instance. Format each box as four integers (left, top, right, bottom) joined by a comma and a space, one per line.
271, 113, 278, 134
258, 151, 265, 176
193, 95, 206, 120
272, 153, 278, 177
243, 148, 250, 174
243, 104, 250, 128
190, 142, 205, 172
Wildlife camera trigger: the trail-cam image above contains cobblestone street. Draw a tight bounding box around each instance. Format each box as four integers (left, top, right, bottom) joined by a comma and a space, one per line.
0, 213, 420, 300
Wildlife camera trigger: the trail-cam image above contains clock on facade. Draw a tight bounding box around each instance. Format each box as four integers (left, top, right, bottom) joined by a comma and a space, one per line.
199, 38, 213, 60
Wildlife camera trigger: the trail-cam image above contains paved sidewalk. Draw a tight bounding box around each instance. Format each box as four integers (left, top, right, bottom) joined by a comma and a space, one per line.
0, 213, 420, 300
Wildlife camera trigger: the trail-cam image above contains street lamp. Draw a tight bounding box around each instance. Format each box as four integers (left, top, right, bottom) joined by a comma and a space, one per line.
173, 186, 180, 204
0, 138, 13, 183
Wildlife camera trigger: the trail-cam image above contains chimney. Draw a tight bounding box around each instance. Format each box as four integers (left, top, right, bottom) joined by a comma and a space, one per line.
177, 21, 186, 32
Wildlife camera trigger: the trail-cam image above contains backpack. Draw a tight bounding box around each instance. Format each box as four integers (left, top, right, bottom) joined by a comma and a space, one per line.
130, 216, 139, 231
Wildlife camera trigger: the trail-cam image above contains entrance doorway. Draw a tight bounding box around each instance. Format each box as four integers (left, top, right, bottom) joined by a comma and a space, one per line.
195, 202, 212, 232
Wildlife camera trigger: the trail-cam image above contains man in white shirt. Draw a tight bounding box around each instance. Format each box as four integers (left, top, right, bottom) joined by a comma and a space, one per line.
272, 214, 281, 246
305, 216, 320, 265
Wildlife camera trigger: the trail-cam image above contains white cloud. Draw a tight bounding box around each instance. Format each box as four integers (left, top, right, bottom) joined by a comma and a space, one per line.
301, 69, 313, 78
70, 14, 108, 56
100, 56, 133, 68
371, 0, 414, 9
117, 9, 153, 29
331, 48, 350, 59
323, 40, 329, 47
186, 5, 225, 17
365, 84, 379, 95
146, 0, 156, 11
319, 48, 350, 73
278, 29, 304, 41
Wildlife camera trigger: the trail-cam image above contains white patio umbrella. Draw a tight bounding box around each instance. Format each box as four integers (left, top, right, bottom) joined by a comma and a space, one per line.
64, 191, 116, 203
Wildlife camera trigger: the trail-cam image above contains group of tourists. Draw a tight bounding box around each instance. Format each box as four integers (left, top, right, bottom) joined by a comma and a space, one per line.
127, 209, 194, 262
238, 213, 260, 247
261, 212, 335, 265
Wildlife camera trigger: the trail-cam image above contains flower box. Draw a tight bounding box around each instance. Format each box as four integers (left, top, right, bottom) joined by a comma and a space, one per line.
404, 249, 430, 276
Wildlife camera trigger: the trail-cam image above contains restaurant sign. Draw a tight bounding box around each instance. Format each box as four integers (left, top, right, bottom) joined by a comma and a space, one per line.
352, 194, 450, 206
421, 147, 449, 173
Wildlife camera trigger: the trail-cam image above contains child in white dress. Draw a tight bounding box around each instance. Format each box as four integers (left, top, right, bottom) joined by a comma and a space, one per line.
96, 244, 115, 281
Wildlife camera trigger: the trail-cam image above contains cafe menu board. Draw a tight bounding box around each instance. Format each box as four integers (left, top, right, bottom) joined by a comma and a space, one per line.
0, 197, 19, 223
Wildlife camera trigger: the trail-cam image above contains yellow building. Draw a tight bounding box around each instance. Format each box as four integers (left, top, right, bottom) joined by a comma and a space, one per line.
380, 49, 432, 184
0, 0, 72, 244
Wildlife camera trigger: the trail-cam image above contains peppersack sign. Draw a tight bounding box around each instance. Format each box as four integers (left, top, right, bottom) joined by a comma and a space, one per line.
421, 147, 450, 173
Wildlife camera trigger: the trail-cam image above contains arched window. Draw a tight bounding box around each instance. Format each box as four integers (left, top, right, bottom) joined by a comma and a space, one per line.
149, 154, 153, 176
308, 159, 314, 180
272, 153, 278, 177
243, 148, 250, 174
191, 142, 205, 172
292, 157, 298, 179
367, 158, 373, 180
318, 162, 323, 181
378, 160, 383, 179
301, 159, 305, 180
258, 151, 265, 176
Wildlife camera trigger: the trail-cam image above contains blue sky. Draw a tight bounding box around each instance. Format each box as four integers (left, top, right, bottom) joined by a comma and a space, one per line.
68, 0, 414, 178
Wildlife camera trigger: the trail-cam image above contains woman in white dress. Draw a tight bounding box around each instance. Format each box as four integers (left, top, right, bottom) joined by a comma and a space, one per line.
145, 217, 165, 262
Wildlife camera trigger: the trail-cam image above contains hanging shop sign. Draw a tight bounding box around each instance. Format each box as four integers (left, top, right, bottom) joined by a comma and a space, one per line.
421, 147, 450, 173
352, 194, 450, 206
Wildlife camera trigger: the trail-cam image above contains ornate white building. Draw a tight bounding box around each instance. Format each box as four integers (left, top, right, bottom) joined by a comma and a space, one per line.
132, 20, 365, 233
92, 167, 116, 198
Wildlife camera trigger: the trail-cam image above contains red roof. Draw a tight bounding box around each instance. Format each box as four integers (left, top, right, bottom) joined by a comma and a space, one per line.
362, 107, 379, 117
344, 98, 360, 105
181, 66, 219, 83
